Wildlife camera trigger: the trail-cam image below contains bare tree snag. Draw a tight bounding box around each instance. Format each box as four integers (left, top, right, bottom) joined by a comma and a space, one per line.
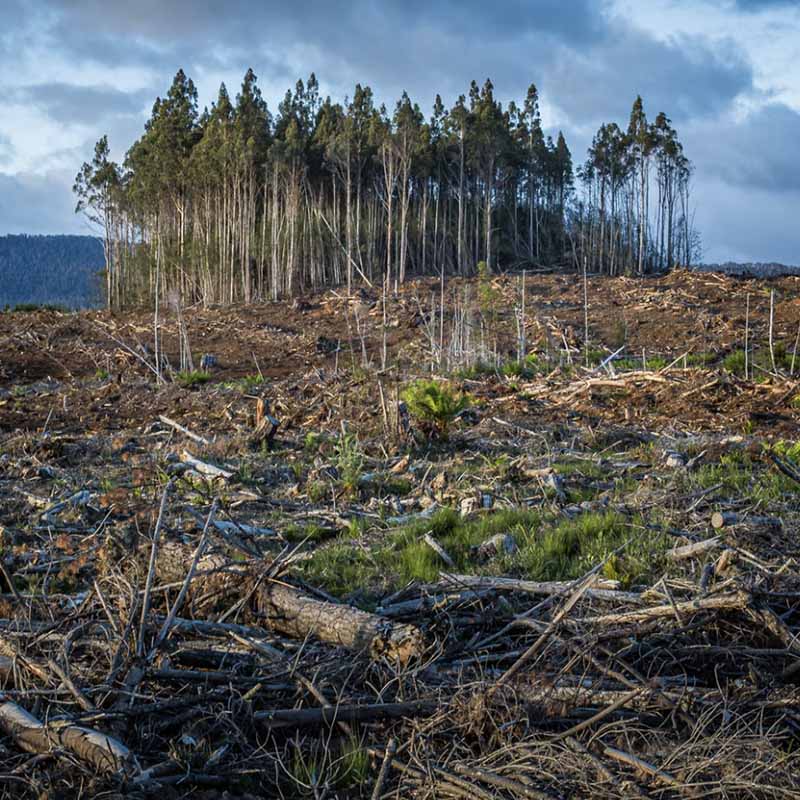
256, 581, 424, 664
0, 702, 135, 775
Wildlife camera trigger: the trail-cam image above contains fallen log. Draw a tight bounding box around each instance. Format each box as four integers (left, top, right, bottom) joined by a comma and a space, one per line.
0, 701, 135, 775
180, 450, 234, 480
158, 415, 211, 446
711, 512, 781, 530
581, 591, 749, 626
256, 581, 424, 664
253, 699, 436, 727
440, 573, 642, 603
667, 536, 722, 560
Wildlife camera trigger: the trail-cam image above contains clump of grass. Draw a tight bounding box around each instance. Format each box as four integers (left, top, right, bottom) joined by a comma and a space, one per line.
298, 540, 382, 599
402, 379, 469, 438
175, 369, 211, 388
288, 736, 370, 797
614, 356, 668, 371
723, 349, 747, 377
517, 511, 663, 588
455, 361, 497, 380
502, 353, 547, 379
773, 439, 800, 462
298, 507, 668, 601
334, 433, 364, 494
686, 352, 716, 367
692, 450, 794, 504
223, 373, 267, 392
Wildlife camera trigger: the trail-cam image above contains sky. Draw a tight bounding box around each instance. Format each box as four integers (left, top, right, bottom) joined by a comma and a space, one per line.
0, 0, 798, 265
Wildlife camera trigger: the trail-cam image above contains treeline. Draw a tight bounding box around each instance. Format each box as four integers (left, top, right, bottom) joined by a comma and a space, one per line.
74, 69, 695, 309
0, 234, 104, 309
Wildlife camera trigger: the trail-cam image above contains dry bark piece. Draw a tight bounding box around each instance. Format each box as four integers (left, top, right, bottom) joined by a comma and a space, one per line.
158, 415, 210, 445
582, 590, 749, 626
256, 581, 424, 664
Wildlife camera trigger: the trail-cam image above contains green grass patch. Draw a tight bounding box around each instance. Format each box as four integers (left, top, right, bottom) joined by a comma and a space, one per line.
686, 352, 717, 367
691, 450, 796, 503
288, 735, 370, 796
614, 356, 668, 371
517, 511, 663, 587
222, 373, 267, 392
298, 507, 668, 601
176, 370, 212, 388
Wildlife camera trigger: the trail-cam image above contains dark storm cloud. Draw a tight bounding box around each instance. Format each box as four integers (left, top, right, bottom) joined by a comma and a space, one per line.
1, 0, 796, 264
39, 0, 607, 56
692, 177, 800, 265
542, 30, 753, 127
26, 0, 752, 133
688, 103, 800, 193
11, 83, 153, 126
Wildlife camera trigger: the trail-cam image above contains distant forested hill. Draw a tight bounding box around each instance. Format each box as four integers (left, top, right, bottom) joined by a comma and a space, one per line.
0, 234, 105, 308
694, 262, 800, 278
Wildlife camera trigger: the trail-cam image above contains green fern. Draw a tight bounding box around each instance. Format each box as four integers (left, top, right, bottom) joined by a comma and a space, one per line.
401, 379, 469, 438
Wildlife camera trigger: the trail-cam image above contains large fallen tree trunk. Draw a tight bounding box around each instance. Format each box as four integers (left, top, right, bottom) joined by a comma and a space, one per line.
141, 536, 425, 663
0, 702, 134, 775
256, 581, 425, 664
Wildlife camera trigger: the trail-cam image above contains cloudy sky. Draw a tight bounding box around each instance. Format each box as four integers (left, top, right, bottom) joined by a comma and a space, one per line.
0, 0, 798, 264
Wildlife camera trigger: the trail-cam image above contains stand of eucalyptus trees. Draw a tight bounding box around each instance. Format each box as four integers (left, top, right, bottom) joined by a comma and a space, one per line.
74, 69, 695, 309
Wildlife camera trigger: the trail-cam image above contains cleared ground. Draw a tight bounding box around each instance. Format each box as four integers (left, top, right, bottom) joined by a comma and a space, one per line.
0, 269, 799, 798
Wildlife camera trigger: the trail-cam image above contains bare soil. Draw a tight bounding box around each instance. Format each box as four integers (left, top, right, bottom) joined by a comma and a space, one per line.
0, 270, 799, 798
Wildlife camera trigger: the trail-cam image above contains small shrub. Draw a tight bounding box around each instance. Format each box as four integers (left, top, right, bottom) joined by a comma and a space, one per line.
176, 370, 211, 388
686, 352, 716, 367
402, 379, 469, 438
334, 433, 364, 494
502, 353, 547, 379
723, 349, 747, 377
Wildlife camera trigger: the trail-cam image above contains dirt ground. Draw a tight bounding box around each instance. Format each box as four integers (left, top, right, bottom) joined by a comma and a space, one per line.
1, 269, 798, 438
0, 270, 799, 798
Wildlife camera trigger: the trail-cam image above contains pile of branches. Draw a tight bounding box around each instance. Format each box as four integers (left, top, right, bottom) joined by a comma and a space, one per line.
0, 475, 798, 799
